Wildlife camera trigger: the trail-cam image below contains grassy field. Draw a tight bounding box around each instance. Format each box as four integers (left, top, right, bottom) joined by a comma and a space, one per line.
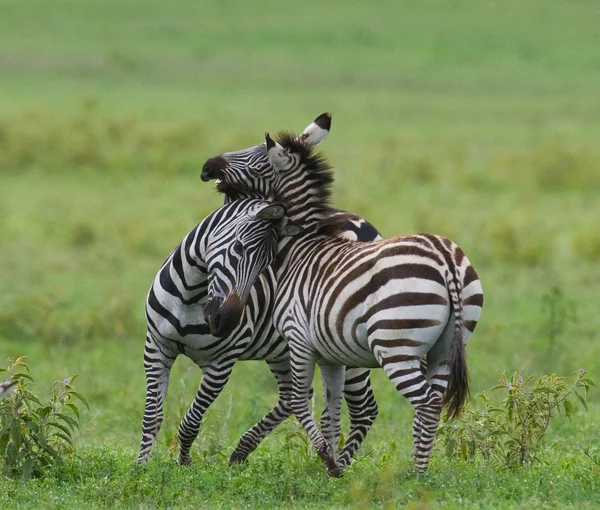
1, 0, 599, 507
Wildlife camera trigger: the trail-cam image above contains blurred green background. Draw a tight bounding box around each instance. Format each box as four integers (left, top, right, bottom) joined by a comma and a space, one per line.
1, 0, 599, 507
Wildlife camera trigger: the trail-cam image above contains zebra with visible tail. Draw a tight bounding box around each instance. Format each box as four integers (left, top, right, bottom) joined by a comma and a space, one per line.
206, 132, 484, 474
201, 114, 382, 469
138, 198, 301, 465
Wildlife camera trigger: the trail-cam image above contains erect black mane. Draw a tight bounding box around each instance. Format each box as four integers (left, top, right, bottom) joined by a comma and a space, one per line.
273, 131, 335, 212
217, 131, 335, 214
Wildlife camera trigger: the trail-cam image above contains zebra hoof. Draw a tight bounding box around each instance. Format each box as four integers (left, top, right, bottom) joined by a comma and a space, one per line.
317, 444, 341, 477
326, 465, 343, 478
178, 455, 192, 466
228, 451, 248, 467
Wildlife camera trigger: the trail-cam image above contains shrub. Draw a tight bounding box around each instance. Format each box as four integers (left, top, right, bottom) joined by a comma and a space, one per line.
437, 370, 595, 469
0, 357, 89, 479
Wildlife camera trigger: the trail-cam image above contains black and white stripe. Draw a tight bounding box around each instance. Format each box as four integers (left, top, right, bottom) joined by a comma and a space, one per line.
201, 114, 382, 468
138, 198, 297, 465
211, 132, 484, 474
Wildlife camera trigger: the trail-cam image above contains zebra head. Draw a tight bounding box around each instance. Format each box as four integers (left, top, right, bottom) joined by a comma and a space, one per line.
204, 202, 302, 338
200, 113, 331, 197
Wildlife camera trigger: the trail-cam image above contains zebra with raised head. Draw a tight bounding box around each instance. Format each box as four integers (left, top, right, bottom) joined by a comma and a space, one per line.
201, 114, 382, 469
205, 131, 484, 474
138, 197, 301, 465
202, 113, 381, 243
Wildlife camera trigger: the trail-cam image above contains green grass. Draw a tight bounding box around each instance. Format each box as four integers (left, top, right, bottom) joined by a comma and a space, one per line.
1, 0, 599, 507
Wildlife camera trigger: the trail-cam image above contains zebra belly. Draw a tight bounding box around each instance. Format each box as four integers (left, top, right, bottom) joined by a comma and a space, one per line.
312, 324, 380, 368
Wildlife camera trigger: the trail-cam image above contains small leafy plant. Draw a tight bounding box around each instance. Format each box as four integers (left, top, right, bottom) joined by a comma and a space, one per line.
437, 370, 595, 468
0, 357, 89, 479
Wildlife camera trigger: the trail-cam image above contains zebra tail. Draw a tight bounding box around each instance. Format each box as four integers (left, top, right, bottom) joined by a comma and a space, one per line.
442, 271, 469, 419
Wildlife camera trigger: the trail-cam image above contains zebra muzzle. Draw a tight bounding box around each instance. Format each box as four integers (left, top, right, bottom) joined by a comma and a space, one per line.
201, 156, 227, 182
208, 294, 243, 338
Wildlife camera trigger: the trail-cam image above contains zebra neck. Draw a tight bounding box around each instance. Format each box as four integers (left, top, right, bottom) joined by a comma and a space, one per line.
164, 226, 208, 301
276, 186, 333, 228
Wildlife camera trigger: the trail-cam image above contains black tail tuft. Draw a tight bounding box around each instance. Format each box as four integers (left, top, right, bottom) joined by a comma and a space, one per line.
443, 325, 469, 419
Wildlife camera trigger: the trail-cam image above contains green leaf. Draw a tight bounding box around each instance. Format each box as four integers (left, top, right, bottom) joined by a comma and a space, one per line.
14, 372, 34, 382
21, 458, 34, 480
574, 391, 588, 411
25, 421, 39, 433
65, 403, 80, 420
0, 431, 9, 454
56, 413, 79, 430
10, 418, 22, 448
14, 356, 29, 368
52, 431, 74, 446
25, 393, 43, 406
69, 391, 89, 410
48, 420, 72, 438
35, 406, 53, 419
563, 399, 574, 418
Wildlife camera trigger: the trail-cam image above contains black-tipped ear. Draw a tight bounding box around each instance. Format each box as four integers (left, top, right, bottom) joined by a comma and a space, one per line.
256, 202, 286, 221
265, 132, 276, 150
313, 112, 332, 131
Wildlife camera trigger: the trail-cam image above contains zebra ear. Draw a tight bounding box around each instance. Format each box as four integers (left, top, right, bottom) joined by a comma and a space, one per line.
297, 112, 331, 146
265, 133, 292, 170
281, 218, 303, 237
255, 202, 287, 221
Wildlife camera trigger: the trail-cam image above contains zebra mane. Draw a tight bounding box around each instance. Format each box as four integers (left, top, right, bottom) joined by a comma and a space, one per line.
273, 131, 334, 210
219, 131, 335, 214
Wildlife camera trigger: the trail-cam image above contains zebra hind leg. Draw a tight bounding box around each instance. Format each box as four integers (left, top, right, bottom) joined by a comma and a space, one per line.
409, 316, 456, 465
228, 357, 293, 465
137, 332, 177, 464
177, 361, 234, 465
338, 367, 378, 470
380, 357, 443, 472
289, 343, 341, 477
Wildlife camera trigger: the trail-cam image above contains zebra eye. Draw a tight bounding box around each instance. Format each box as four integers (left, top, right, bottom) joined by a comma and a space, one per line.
233, 241, 244, 256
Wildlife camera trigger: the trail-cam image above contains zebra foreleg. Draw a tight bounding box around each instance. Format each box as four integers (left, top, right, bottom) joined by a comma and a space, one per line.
338, 367, 378, 469
137, 333, 177, 464
228, 357, 293, 465
289, 343, 341, 477
177, 361, 234, 465
319, 362, 345, 465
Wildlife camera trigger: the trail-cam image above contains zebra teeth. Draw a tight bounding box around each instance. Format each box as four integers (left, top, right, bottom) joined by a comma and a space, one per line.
215, 179, 223, 185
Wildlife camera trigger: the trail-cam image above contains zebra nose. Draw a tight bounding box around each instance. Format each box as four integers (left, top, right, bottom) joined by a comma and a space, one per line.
209, 294, 242, 338
201, 156, 227, 182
